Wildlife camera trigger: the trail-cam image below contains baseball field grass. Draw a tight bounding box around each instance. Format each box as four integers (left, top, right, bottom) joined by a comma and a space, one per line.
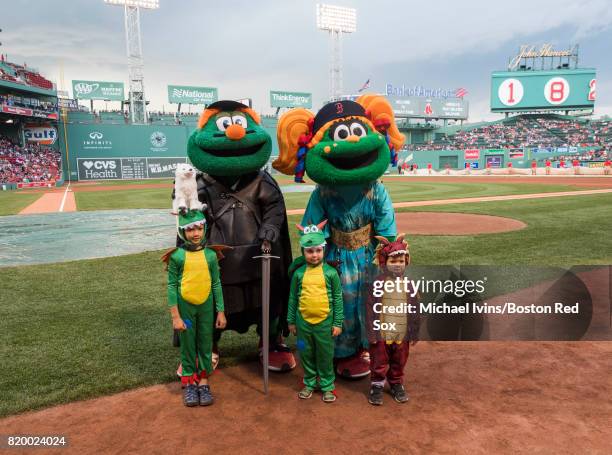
73, 180, 592, 212
0, 191, 41, 216
74, 188, 171, 211
1, 193, 611, 417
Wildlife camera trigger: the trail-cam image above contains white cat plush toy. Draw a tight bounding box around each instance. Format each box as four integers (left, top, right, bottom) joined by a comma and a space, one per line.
173, 163, 204, 215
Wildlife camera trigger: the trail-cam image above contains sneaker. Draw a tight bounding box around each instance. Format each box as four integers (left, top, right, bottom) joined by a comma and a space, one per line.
336, 354, 370, 379
259, 339, 297, 372
183, 384, 199, 407
390, 383, 409, 403
368, 384, 384, 406
298, 387, 313, 399
198, 385, 214, 406
322, 391, 337, 403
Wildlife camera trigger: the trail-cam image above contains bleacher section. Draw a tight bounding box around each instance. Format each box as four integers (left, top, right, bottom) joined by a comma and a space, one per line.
406, 114, 611, 151
0, 59, 54, 91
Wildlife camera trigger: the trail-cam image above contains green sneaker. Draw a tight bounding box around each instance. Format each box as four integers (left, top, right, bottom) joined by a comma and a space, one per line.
322, 391, 337, 403
298, 387, 313, 399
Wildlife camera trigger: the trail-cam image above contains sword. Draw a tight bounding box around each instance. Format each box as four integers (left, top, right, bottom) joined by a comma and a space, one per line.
253, 246, 279, 395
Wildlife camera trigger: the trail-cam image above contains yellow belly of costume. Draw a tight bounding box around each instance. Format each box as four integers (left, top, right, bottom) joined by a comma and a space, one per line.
299, 265, 330, 324
181, 250, 211, 305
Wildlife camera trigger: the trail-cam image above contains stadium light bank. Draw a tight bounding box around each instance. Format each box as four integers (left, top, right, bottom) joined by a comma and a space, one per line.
104, 0, 159, 124
316, 3, 356, 102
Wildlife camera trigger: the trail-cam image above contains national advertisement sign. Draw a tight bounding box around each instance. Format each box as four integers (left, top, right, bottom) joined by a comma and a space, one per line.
167, 85, 218, 104
72, 80, 125, 101
270, 91, 312, 108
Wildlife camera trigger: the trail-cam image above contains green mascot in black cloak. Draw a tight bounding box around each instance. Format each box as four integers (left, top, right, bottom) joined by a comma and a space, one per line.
175, 100, 295, 372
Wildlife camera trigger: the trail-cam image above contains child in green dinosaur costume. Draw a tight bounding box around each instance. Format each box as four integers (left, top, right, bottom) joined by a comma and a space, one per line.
166, 209, 226, 407
287, 221, 343, 402
177, 100, 295, 372
274, 95, 405, 379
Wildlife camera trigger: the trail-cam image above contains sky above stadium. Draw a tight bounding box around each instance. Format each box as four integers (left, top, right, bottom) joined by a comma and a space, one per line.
3, 0, 612, 121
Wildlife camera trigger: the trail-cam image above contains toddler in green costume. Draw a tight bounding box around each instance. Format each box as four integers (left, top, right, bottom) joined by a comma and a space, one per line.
165, 209, 226, 407
287, 221, 343, 403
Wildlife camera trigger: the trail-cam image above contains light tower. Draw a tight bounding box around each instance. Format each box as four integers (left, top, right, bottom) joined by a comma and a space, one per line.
316, 3, 356, 102
104, 0, 159, 124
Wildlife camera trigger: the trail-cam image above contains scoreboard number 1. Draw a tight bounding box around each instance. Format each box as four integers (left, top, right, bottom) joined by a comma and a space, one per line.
544, 77, 570, 105
498, 78, 524, 106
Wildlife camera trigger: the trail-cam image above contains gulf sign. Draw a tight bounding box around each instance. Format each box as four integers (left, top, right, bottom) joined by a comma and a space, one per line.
24, 124, 58, 145
464, 149, 480, 160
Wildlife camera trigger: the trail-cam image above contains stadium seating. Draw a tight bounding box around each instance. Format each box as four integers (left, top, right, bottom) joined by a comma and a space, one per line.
406, 114, 611, 152
0, 134, 62, 184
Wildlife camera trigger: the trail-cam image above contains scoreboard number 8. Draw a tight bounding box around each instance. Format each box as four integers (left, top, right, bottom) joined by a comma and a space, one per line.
544, 77, 570, 105
498, 78, 524, 106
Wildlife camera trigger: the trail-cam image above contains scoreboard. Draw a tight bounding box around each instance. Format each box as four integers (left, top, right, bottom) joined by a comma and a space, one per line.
490, 69, 596, 112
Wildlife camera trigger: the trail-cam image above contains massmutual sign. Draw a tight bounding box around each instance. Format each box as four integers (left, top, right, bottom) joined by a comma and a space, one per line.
167, 85, 218, 105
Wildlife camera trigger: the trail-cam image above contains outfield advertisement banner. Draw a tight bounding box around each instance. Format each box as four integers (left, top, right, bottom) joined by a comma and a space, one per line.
168, 85, 218, 104
24, 124, 58, 145
270, 91, 312, 108
464, 149, 480, 160
388, 95, 468, 119
66, 124, 188, 157
77, 157, 187, 180
72, 80, 125, 101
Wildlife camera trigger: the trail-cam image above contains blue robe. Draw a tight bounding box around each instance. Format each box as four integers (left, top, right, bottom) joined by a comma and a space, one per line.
302, 181, 396, 358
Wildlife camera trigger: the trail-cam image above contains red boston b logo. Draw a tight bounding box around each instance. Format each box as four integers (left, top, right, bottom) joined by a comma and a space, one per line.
335, 103, 343, 114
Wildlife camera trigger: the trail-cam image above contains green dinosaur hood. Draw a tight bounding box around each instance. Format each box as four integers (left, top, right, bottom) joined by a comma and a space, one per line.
187, 100, 272, 176
177, 209, 206, 248
297, 221, 327, 248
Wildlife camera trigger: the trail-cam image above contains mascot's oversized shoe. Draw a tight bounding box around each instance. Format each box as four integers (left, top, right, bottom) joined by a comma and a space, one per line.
336, 350, 371, 379
259, 338, 296, 372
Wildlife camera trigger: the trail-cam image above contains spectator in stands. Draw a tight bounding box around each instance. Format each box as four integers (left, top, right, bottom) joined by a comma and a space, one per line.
404, 116, 611, 153
0, 134, 61, 184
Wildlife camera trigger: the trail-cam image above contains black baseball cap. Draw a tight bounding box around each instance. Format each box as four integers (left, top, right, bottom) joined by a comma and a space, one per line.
312, 100, 366, 135
207, 100, 249, 111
